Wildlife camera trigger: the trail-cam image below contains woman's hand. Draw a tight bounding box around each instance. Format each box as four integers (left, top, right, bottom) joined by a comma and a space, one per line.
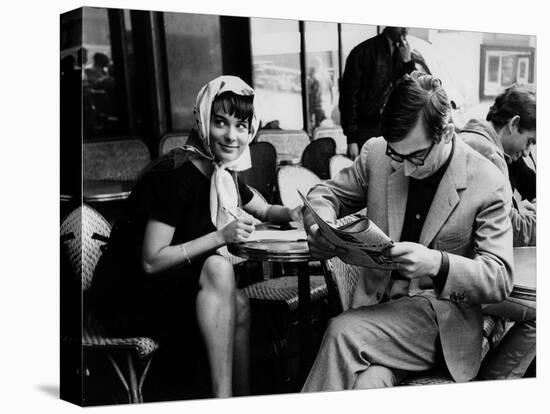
217, 216, 255, 244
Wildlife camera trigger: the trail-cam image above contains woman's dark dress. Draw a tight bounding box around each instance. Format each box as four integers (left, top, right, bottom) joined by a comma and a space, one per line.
89, 161, 252, 346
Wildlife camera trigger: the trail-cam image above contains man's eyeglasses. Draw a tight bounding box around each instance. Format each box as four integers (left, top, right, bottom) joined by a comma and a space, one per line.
385, 140, 436, 166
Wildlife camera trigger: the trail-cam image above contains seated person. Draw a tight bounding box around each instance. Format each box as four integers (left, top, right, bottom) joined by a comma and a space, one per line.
461, 85, 536, 379
301, 71, 513, 391
89, 76, 300, 398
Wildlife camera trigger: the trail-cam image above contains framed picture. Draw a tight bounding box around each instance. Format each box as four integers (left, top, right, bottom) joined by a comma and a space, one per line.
479, 45, 535, 99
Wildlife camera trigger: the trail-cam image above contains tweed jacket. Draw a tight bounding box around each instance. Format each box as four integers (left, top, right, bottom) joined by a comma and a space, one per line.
304, 136, 514, 382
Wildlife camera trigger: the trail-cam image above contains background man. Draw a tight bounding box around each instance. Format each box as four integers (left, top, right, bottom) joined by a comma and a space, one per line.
302, 72, 513, 391
461, 85, 536, 379
340, 26, 415, 159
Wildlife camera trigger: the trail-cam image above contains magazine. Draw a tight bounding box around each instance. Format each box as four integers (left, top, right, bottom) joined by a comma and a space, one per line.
298, 191, 397, 269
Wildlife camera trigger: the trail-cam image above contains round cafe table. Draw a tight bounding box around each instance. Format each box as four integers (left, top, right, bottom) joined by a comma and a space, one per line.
83, 180, 135, 202
510, 247, 536, 302
277, 153, 302, 166
228, 239, 314, 381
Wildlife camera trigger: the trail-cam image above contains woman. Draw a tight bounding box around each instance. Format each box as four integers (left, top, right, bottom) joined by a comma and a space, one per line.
90, 76, 300, 397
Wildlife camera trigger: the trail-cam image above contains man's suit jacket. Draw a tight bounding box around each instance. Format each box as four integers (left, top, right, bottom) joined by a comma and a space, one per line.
304, 136, 514, 382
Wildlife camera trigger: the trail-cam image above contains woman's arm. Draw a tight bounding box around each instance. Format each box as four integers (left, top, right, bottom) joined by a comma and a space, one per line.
141, 217, 254, 275
243, 192, 302, 224
265, 204, 302, 223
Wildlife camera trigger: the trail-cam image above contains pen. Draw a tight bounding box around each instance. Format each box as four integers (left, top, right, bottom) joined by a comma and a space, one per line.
223, 206, 240, 220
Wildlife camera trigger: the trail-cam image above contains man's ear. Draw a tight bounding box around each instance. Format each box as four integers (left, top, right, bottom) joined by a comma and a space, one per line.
508, 115, 521, 132
442, 123, 455, 143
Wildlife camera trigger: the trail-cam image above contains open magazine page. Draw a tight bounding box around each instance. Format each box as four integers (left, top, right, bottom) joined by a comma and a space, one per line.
299, 191, 397, 269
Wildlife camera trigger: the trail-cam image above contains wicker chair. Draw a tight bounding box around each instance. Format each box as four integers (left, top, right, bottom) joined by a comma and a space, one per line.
83, 139, 151, 182
312, 125, 347, 155
301, 137, 336, 180
239, 141, 278, 201
256, 129, 310, 160
60, 204, 159, 404
329, 154, 353, 179
277, 166, 322, 209
158, 133, 189, 156
320, 215, 509, 386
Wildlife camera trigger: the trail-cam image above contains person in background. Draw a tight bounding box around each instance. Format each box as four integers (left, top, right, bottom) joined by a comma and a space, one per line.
339, 26, 415, 159
89, 76, 301, 398
301, 71, 513, 391
460, 85, 536, 379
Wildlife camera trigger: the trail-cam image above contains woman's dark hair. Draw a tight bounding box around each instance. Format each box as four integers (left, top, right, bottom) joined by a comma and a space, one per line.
212, 91, 254, 128
486, 86, 536, 132
381, 71, 450, 143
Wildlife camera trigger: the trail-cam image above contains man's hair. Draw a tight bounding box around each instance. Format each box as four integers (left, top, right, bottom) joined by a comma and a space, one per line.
486, 85, 536, 132
212, 91, 254, 127
381, 71, 451, 143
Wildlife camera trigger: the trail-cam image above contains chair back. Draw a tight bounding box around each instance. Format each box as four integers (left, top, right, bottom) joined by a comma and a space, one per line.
321, 215, 363, 314
83, 139, 151, 181
277, 166, 321, 209
256, 129, 310, 159
60, 204, 112, 291
301, 137, 336, 179
313, 126, 347, 154
158, 133, 189, 155
329, 154, 353, 179
239, 141, 277, 201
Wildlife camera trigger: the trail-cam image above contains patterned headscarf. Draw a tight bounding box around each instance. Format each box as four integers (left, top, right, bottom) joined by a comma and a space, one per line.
177, 75, 260, 229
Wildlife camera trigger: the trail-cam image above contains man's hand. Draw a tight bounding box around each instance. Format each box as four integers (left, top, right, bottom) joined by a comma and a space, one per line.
388, 242, 441, 279
519, 199, 536, 215
347, 143, 359, 159
306, 224, 343, 259
289, 205, 303, 222
397, 35, 412, 62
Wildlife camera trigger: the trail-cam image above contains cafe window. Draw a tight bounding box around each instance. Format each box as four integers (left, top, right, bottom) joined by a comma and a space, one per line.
80, 8, 130, 140
250, 18, 303, 130
304, 21, 340, 130
480, 45, 535, 99
164, 12, 223, 131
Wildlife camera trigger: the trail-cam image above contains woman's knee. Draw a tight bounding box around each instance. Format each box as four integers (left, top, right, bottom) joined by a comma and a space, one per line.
199, 255, 236, 293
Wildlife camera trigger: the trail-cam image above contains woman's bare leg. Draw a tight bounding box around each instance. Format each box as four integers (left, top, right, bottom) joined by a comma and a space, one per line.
196, 255, 237, 397
232, 290, 251, 395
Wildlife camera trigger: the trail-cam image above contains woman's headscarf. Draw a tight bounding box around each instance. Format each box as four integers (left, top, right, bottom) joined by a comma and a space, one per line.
177, 75, 260, 229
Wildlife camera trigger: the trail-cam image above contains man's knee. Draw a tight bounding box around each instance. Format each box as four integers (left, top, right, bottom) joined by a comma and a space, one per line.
353, 365, 402, 390
325, 311, 371, 345
199, 255, 236, 293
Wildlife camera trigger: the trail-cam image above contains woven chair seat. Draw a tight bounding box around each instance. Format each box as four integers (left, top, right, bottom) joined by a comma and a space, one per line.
83, 318, 159, 359
243, 275, 327, 311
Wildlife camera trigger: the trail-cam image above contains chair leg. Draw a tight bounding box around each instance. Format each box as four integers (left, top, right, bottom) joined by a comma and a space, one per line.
126, 353, 140, 403
108, 354, 131, 402
107, 353, 154, 404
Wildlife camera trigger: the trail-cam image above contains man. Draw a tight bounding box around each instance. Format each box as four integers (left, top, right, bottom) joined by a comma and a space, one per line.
340, 26, 415, 159
460, 85, 536, 379
302, 71, 513, 391
461, 86, 536, 246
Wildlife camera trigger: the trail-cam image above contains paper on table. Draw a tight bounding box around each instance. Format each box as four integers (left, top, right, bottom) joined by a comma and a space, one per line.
245, 229, 307, 242
298, 191, 396, 269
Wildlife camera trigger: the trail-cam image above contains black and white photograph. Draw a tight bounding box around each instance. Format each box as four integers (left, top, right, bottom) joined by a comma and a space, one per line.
2, 0, 548, 413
